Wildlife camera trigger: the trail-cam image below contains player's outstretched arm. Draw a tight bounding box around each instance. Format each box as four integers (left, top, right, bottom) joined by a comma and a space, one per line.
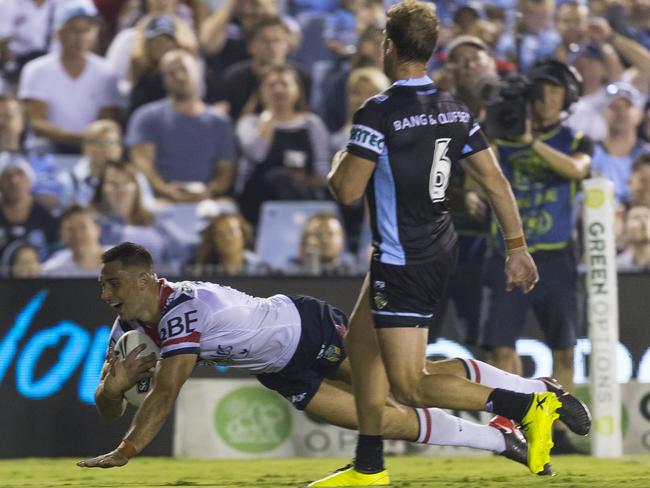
78, 353, 196, 468
461, 148, 539, 293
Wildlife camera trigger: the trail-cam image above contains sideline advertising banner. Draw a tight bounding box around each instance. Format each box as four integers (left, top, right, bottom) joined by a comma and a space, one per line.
174, 380, 650, 458
174, 378, 493, 459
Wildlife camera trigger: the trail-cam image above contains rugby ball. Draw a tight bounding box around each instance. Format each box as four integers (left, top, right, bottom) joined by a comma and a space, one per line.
113, 330, 161, 407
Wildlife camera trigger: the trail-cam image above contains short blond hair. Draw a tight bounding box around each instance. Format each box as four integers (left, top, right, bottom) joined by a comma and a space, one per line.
84, 119, 121, 140
347, 67, 391, 93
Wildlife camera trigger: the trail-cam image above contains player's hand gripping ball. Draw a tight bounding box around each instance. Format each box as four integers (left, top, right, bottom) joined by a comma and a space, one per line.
113, 330, 160, 406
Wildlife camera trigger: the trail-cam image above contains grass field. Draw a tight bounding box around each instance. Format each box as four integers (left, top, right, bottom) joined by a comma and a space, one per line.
2, 455, 650, 488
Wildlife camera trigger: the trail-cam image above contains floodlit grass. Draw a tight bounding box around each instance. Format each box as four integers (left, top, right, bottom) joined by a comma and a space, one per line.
1, 455, 649, 488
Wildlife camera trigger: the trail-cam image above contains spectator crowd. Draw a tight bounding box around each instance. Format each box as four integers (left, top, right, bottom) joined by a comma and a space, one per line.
1, 0, 650, 280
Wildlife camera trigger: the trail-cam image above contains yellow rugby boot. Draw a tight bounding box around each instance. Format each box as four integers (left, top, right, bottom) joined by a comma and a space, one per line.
308, 465, 389, 487
519, 392, 562, 475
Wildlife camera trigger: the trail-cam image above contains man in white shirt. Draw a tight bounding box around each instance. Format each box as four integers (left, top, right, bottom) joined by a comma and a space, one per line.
77, 242, 590, 475
18, 0, 121, 154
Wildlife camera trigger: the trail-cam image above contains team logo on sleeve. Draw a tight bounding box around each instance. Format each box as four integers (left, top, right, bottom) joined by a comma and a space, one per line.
349, 124, 385, 154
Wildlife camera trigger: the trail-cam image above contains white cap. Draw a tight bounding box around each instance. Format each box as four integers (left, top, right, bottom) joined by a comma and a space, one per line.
54, 0, 98, 31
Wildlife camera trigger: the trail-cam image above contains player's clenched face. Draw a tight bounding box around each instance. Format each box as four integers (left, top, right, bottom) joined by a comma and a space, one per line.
99, 261, 148, 321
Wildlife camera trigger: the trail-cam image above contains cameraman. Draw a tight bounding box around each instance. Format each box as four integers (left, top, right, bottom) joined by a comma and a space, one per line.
481, 60, 592, 453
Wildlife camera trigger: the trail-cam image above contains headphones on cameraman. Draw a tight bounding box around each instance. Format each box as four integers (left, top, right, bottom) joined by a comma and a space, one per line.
527, 59, 583, 111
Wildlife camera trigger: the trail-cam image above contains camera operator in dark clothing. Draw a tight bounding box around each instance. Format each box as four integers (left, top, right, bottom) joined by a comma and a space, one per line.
481, 60, 593, 454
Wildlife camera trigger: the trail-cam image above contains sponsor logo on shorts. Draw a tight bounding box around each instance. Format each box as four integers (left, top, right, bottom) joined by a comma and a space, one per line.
288, 392, 307, 405
373, 292, 388, 310
317, 344, 343, 362
373, 280, 386, 290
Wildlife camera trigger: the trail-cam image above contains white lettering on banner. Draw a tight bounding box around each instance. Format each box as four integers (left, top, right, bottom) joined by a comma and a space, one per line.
582, 178, 622, 457
349, 124, 385, 154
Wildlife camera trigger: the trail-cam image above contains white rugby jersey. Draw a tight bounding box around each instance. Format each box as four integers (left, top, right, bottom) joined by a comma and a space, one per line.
106, 279, 302, 374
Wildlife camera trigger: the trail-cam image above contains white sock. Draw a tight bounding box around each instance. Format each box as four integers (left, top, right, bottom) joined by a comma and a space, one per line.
459, 358, 547, 393
414, 408, 506, 453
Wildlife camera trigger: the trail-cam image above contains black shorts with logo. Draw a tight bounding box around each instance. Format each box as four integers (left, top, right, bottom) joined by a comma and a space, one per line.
256, 295, 348, 410
369, 244, 458, 329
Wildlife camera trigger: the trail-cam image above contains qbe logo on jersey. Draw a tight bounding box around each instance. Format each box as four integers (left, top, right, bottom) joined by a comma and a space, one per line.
214, 386, 292, 453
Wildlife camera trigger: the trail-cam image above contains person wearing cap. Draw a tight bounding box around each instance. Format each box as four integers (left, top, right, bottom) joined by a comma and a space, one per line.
483, 59, 593, 454
0, 153, 59, 264
444, 35, 498, 120
105, 0, 198, 94
126, 16, 181, 119
18, 0, 121, 154
591, 81, 650, 205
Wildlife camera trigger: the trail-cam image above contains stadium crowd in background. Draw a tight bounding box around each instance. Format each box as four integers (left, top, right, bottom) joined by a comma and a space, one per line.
2, 0, 650, 388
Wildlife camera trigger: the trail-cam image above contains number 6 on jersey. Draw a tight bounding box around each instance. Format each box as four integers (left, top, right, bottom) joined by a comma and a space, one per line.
429, 137, 452, 203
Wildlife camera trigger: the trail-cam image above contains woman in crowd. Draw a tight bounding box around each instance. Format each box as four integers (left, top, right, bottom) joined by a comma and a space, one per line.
236, 64, 331, 225
1, 242, 41, 278
192, 212, 267, 276
41, 205, 106, 277
90, 160, 179, 270
330, 66, 390, 154
286, 212, 357, 276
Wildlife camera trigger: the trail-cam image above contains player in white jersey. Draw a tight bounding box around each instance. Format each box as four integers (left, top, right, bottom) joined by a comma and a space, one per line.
78, 243, 589, 475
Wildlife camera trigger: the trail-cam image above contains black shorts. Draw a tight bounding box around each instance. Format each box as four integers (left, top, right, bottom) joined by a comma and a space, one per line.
479, 250, 580, 350
369, 244, 458, 329
256, 295, 348, 410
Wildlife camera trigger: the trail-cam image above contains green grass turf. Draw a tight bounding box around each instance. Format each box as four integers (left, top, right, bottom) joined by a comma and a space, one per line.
1, 455, 649, 488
